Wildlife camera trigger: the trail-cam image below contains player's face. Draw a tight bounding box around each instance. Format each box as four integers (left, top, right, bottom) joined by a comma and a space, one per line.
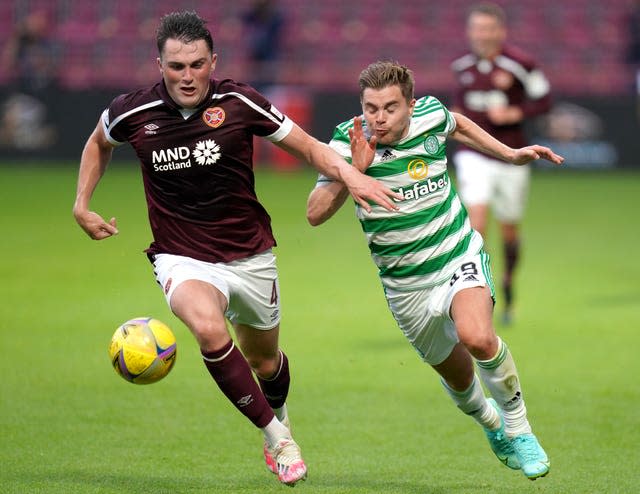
361, 86, 415, 146
158, 38, 216, 109
467, 13, 506, 59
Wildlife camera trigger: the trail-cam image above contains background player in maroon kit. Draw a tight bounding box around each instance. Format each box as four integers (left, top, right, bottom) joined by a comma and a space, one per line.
451, 3, 552, 324
72, 11, 398, 487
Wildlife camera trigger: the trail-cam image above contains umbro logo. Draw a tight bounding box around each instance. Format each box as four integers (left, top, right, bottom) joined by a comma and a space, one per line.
380, 149, 395, 161
144, 123, 159, 135
237, 394, 254, 407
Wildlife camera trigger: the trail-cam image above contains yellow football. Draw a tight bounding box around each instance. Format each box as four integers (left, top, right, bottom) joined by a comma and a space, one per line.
108, 317, 177, 384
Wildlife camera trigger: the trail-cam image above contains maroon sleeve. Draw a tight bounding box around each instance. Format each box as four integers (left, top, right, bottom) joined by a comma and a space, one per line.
505, 47, 552, 119
103, 93, 131, 144
520, 93, 551, 119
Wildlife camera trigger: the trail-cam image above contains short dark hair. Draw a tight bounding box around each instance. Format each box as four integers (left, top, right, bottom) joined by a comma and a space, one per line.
358, 61, 415, 102
467, 3, 507, 25
156, 11, 214, 55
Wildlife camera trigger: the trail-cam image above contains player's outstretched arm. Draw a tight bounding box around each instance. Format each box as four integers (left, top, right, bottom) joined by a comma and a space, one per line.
450, 112, 564, 166
307, 116, 380, 226
306, 182, 350, 226
276, 124, 401, 213
73, 119, 119, 240
509, 144, 564, 166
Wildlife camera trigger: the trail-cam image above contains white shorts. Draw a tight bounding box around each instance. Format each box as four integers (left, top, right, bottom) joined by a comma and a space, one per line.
454, 150, 530, 223
152, 250, 280, 330
383, 251, 495, 366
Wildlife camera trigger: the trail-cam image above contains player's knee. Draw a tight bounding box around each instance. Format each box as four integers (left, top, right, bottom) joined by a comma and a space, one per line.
460, 329, 498, 360
246, 353, 279, 378
189, 318, 230, 353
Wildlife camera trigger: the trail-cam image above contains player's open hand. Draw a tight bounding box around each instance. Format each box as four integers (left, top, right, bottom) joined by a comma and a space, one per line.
341, 166, 401, 213
348, 116, 377, 172
511, 145, 564, 166
344, 116, 401, 212
74, 210, 119, 240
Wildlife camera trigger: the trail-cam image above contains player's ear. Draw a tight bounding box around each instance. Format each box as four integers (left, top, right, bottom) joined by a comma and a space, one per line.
210, 54, 218, 74
156, 57, 163, 74
408, 98, 417, 115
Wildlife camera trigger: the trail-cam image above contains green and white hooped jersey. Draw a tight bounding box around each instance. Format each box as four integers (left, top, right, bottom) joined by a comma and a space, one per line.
317, 96, 484, 291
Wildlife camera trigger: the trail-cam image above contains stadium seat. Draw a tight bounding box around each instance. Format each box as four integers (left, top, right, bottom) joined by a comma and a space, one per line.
1, 0, 634, 96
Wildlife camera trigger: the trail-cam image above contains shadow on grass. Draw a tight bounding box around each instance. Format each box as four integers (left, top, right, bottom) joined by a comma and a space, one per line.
4, 469, 268, 494
3, 468, 489, 494
312, 473, 489, 494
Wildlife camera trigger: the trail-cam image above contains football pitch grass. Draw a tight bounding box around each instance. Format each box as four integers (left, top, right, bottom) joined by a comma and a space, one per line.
1, 164, 639, 493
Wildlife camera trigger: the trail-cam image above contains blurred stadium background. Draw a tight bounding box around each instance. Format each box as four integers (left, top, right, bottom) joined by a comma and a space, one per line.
0, 0, 639, 167
2, 3, 639, 492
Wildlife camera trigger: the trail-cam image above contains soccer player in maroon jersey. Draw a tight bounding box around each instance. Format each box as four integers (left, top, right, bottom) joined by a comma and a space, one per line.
72, 11, 399, 487
451, 3, 552, 324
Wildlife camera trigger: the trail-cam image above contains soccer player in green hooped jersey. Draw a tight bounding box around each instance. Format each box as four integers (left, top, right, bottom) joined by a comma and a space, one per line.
307, 61, 563, 480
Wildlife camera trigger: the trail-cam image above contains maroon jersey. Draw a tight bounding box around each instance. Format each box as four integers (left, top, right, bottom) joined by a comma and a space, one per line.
102, 78, 293, 263
451, 45, 551, 153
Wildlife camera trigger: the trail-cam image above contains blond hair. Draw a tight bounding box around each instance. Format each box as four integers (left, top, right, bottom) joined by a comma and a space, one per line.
358, 61, 414, 102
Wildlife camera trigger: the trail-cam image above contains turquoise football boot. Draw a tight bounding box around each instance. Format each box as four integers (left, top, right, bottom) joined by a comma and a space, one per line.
483, 398, 520, 470
511, 433, 550, 480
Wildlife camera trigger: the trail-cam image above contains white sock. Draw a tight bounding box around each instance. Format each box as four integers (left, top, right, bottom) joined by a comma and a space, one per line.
476, 338, 532, 436
441, 375, 500, 430
273, 403, 289, 426
261, 416, 291, 449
